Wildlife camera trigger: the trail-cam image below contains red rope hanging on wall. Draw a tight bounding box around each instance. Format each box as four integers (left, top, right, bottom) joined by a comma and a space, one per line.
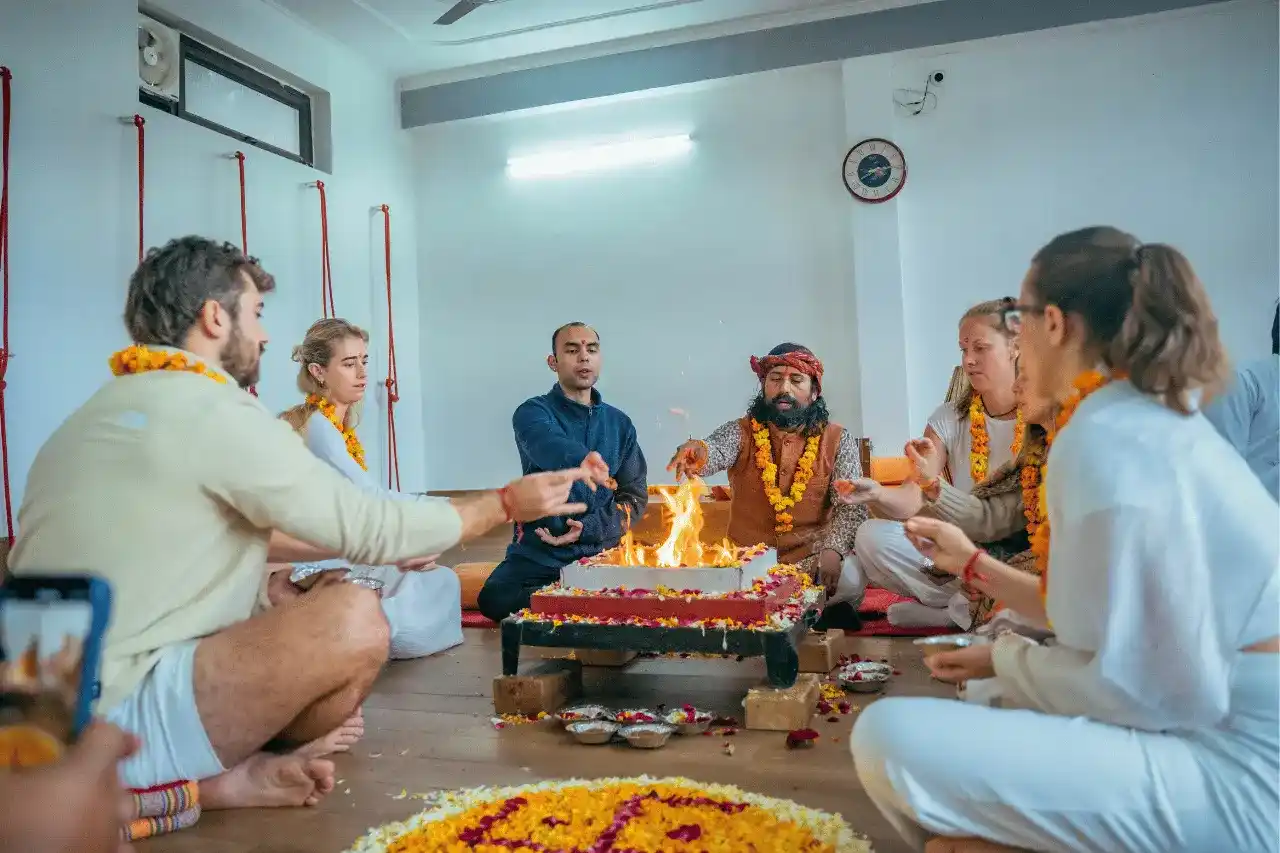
234, 151, 259, 397
0, 67, 16, 545
378, 204, 400, 491
133, 114, 145, 263
313, 181, 335, 318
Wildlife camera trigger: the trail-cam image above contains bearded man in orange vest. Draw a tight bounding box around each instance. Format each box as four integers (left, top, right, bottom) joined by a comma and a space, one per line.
668, 343, 868, 617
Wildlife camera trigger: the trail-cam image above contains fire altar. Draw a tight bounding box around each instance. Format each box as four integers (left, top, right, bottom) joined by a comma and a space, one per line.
501, 479, 824, 688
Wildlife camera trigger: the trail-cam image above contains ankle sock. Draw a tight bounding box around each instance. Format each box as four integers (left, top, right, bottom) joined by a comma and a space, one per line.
886, 601, 956, 628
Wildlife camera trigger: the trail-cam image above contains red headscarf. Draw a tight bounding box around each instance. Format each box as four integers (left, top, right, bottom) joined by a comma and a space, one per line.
750, 345, 824, 395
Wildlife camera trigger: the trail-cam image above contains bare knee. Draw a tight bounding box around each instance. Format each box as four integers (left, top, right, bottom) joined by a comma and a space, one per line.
309, 583, 390, 670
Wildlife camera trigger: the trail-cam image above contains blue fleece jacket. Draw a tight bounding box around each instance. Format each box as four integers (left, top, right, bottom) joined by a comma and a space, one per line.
506, 384, 649, 568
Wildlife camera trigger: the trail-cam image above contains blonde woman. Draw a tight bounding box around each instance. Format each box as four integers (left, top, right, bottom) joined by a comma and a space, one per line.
834, 299, 1021, 628
279, 318, 464, 660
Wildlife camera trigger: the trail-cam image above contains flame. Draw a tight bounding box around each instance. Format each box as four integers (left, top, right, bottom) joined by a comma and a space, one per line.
611, 478, 741, 568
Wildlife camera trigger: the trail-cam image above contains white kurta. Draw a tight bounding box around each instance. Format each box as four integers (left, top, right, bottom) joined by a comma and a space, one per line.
291, 412, 464, 660
851, 381, 1280, 852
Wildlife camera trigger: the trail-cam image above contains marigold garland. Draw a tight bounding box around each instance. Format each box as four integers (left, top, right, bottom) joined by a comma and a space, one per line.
109, 344, 227, 385
750, 419, 821, 533
968, 395, 1024, 484
346, 776, 869, 853
307, 393, 367, 471
1031, 370, 1119, 607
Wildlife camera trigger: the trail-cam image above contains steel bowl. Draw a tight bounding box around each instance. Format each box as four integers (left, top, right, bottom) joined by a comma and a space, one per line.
664, 707, 713, 735
566, 720, 619, 745
345, 576, 385, 597
614, 708, 660, 725
912, 633, 988, 658
618, 723, 675, 749
837, 660, 892, 693
556, 704, 612, 726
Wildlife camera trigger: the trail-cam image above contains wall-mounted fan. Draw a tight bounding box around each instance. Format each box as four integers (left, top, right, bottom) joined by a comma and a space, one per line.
435, 0, 495, 26
138, 14, 180, 101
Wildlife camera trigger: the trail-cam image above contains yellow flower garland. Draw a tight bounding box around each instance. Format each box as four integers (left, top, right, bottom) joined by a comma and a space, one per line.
307, 393, 367, 471
346, 776, 869, 853
1031, 369, 1119, 607
109, 344, 227, 384
967, 395, 1024, 484
750, 419, 821, 534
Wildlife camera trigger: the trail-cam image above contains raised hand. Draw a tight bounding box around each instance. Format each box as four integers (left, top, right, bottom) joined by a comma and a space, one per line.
905, 437, 944, 483
833, 478, 881, 505
903, 517, 979, 577
667, 440, 707, 481
581, 451, 611, 488
535, 518, 584, 547
504, 469, 593, 522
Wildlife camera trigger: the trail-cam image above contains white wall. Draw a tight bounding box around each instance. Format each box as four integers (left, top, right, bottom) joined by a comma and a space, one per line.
0, 0, 427, 521
413, 0, 1278, 488
412, 64, 857, 488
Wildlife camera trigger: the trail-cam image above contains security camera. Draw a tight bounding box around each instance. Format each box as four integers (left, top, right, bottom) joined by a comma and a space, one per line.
931, 71, 945, 84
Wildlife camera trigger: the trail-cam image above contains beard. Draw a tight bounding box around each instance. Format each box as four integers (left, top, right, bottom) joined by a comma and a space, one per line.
748, 390, 829, 436
220, 325, 263, 389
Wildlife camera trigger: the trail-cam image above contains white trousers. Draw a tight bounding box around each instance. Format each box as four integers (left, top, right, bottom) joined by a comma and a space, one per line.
851, 653, 1280, 853
366, 564, 465, 660
828, 519, 963, 611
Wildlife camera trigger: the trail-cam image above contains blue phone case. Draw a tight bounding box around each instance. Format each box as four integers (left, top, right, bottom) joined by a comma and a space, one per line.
76, 577, 113, 734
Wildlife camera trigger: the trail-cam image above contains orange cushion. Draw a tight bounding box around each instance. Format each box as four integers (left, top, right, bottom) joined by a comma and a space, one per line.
453, 562, 498, 610
871, 456, 911, 486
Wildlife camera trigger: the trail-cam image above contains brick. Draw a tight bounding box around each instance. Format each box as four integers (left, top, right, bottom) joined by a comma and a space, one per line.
743, 673, 820, 732
797, 631, 840, 674
492, 661, 582, 716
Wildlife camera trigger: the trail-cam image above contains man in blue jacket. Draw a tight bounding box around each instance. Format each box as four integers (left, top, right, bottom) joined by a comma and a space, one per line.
477, 322, 649, 622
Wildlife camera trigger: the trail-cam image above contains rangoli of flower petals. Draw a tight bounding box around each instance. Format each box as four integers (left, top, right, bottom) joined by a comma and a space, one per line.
345, 776, 870, 853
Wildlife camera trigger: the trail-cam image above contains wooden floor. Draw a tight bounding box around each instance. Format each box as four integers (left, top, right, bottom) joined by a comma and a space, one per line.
139, 628, 951, 853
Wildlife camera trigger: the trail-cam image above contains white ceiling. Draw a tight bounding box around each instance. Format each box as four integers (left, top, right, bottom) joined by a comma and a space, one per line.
262, 0, 942, 83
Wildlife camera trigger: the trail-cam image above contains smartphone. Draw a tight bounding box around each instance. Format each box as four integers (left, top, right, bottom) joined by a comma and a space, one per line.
0, 574, 112, 768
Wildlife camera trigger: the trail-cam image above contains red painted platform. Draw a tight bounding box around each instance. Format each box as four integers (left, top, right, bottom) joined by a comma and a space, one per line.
529, 577, 800, 623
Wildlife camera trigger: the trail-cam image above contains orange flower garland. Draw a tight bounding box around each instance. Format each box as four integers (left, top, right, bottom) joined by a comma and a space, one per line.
346, 777, 867, 853
750, 419, 821, 533
968, 394, 1024, 484
1031, 369, 1120, 605
307, 393, 367, 471
109, 344, 228, 384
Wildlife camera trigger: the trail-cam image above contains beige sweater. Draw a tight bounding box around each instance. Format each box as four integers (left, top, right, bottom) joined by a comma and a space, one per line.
10, 356, 463, 711
918, 477, 1024, 543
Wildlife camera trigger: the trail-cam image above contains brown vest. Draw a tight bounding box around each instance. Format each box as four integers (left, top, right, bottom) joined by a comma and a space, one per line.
726, 417, 843, 564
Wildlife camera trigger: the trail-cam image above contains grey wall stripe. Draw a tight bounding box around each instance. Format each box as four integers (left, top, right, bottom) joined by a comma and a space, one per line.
401, 0, 1229, 127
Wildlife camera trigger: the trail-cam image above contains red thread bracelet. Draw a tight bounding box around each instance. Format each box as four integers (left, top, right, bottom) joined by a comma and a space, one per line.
961, 548, 985, 585
497, 486, 515, 522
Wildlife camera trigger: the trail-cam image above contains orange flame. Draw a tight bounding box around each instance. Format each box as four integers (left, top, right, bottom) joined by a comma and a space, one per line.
612, 478, 739, 568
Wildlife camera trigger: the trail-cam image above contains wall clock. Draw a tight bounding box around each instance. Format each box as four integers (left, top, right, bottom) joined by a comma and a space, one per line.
842, 138, 907, 203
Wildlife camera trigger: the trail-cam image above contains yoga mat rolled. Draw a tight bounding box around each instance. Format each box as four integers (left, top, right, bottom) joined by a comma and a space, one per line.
124, 779, 200, 841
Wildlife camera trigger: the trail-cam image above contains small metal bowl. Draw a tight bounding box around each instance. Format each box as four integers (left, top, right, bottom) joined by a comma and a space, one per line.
664, 707, 713, 735
556, 704, 612, 726
566, 720, 619, 745
614, 708, 659, 725
345, 576, 385, 597
838, 661, 892, 693
618, 723, 675, 749
912, 634, 988, 658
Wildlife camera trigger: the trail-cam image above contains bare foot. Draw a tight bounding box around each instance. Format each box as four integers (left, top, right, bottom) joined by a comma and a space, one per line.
201, 753, 336, 810
294, 709, 364, 759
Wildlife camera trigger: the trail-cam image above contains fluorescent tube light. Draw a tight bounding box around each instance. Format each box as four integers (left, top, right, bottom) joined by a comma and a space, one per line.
506, 134, 693, 180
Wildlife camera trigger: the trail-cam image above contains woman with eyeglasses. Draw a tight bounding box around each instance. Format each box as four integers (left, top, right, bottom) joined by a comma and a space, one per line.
851, 227, 1279, 853
831, 299, 1021, 630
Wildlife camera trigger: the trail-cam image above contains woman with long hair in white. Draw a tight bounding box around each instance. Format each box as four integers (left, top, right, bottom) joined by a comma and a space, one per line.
279, 318, 464, 662
851, 227, 1278, 852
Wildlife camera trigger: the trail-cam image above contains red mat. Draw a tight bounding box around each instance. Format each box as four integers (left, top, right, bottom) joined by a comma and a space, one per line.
460, 586, 950, 636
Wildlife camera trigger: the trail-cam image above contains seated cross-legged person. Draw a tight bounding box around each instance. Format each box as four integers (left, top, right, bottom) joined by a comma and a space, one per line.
847, 300, 1020, 629
477, 322, 648, 622
668, 343, 868, 606
278, 317, 463, 661
8, 237, 600, 810
852, 228, 1280, 853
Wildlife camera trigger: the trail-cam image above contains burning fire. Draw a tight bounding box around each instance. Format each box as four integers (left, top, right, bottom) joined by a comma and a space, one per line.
613, 478, 739, 568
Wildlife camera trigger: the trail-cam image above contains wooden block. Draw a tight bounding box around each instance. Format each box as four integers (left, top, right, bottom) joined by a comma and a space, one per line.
743, 673, 820, 732
492, 661, 582, 716
797, 631, 840, 674
575, 649, 637, 667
